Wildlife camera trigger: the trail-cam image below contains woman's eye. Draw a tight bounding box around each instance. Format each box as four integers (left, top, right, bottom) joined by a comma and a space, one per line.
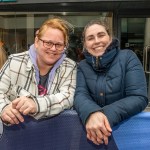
87, 37, 94, 41
46, 42, 53, 46
98, 33, 105, 38
56, 44, 61, 47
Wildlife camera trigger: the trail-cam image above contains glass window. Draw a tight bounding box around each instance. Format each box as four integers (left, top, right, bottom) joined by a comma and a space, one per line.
121, 17, 150, 103
0, 12, 113, 61
121, 18, 146, 62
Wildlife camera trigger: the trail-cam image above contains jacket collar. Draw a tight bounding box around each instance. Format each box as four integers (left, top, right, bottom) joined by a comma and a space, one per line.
83, 38, 119, 72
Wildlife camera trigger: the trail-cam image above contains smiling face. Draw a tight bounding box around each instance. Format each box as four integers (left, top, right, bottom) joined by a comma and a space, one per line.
35, 27, 65, 67
33, 17, 73, 75
84, 24, 112, 57
34, 27, 65, 71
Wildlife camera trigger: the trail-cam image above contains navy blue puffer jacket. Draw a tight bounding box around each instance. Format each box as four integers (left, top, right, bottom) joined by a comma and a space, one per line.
74, 39, 148, 127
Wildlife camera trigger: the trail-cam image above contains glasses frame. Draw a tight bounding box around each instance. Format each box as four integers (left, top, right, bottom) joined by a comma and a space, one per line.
39, 38, 65, 51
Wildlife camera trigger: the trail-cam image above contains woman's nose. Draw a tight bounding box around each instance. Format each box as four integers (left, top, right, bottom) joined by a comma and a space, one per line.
50, 44, 57, 51
94, 37, 100, 43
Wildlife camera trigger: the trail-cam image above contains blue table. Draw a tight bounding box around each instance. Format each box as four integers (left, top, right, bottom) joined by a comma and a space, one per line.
0, 110, 150, 150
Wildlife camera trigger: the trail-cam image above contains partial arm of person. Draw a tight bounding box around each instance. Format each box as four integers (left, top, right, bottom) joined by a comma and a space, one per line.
0, 59, 24, 125
74, 66, 112, 145
102, 50, 148, 127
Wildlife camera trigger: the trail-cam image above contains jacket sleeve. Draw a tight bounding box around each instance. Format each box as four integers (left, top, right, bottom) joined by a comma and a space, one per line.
103, 50, 148, 127
0, 59, 12, 115
74, 64, 103, 125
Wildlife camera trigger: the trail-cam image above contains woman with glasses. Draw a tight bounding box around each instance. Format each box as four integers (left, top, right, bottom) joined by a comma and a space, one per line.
0, 17, 77, 125
74, 19, 148, 145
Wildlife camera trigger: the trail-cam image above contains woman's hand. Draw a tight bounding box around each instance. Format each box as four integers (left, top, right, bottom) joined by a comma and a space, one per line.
86, 111, 112, 145
1, 103, 24, 125
12, 96, 37, 115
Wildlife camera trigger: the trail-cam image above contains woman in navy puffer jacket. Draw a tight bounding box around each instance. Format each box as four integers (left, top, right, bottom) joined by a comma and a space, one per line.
74, 19, 148, 146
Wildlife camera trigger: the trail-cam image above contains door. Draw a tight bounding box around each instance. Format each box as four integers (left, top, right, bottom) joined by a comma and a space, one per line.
120, 17, 150, 105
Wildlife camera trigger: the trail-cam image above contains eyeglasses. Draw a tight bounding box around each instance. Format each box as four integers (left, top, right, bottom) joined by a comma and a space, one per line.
39, 38, 65, 51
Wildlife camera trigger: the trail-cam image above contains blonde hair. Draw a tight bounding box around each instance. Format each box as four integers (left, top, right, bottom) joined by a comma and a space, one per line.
0, 46, 7, 69
36, 17, 74, 47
